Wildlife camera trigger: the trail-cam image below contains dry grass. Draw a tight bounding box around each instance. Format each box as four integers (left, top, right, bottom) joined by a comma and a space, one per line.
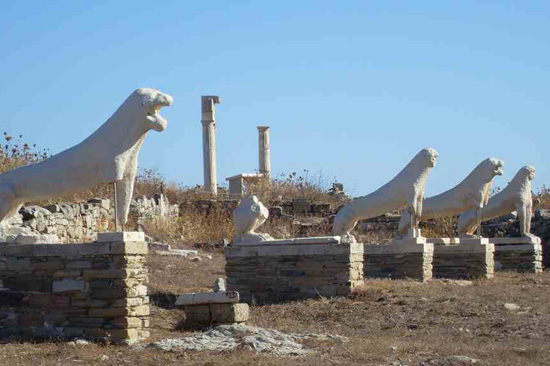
536, 186, 550, 210
4, 254, 550, 365
246, 171, 345, 208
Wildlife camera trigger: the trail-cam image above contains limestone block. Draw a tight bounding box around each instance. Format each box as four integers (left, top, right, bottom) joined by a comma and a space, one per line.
214, 278, 226, 292
53, 270, 83, 278
83, 268, 145, 280
15, 234, 59, 244
175, 291, 239, 306
20, 314, 44, 327
211, 303, 249, 323
112, 297, 145, 307
432, 239, 494, 279
129, 305, 150, 317
65, 261, 93, 269
226, 242, 363, 258
184, 304, 211, 325
53, 278, 85, 293
112, 317, 143, 328
7, 259, 32, 272
97, 232, 145, 243
31, 260, 64, 271
234, 236, 341, 247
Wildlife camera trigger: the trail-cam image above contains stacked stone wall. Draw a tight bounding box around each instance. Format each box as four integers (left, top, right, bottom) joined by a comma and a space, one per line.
225, 242, 363, 304
7, 194, 178, 243
432, 241, 494, 279
0, 241, 149, 343
363, 242, 434, 281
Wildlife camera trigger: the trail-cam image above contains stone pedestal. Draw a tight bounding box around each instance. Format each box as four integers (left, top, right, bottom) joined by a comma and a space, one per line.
0, 240, 149, 344
225, 237, 364, 304
175, 290, 248, 329
492, 237, 542, 273
363, 237, 433, 281
431, 238, 494, 279
225, 173, 264, 200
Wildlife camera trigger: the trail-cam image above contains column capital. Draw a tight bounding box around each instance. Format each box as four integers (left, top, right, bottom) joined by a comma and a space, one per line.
257, 125, 270, 131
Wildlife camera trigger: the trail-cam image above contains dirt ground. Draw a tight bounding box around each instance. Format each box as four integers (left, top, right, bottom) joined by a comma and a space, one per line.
2, 252, 550, 366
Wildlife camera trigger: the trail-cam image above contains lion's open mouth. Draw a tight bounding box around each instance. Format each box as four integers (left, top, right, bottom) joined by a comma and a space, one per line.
147, 95, 173, 131
493, 164, 504, 176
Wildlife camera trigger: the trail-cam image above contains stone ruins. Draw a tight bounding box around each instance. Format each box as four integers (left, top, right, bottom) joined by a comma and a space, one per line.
0, 88, 173, 243
201, 95, 220, 196
1, 87, 171, 344
0, 87, 545, 345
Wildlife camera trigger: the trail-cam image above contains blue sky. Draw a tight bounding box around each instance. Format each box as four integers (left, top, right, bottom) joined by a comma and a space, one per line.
1, 1, 548, 197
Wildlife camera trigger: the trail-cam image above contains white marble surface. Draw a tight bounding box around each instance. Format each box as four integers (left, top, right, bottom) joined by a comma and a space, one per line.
175, 291, 240, 305
399, 158, 504, 235
233, 195, 273, 244
234, 236, 341, 246
333, 148, 438, 241
201, 95, 220, 196
0, 88, 172, 230
458, 166, 536, 238
97, 232, 145, 243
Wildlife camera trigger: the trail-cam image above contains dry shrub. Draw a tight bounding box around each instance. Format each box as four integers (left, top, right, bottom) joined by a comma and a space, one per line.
421, 216, 458, 238
536, 185, 550, 210
357, 228, 394, 244
0, 132, 49, 174
245, 170, 345, 207
142, 208, 234, 245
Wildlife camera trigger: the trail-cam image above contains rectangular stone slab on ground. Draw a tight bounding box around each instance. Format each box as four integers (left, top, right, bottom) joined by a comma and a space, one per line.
492, 237, 542, 273
430, 238, 494, 279
363, 237, 434, 281
225, 240, 364, 304
175, 291, 240, 305
181, 303, 249, 329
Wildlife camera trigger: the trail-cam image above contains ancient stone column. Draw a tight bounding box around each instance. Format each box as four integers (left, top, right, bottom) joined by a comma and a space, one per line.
257, 125, 271, 176
201, 96, 220, 195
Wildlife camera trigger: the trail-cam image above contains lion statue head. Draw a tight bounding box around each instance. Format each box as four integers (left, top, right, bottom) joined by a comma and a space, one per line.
122, 88, 173, 133
420, 148, 438, 168
521, 165, 536, 181
471, 158, 504, 182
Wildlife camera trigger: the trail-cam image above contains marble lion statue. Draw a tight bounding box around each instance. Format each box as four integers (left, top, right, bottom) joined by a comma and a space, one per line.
233, 195, 273, 244
398, 157, 504, 235
457, 165, 536, 238
333, 148, 439, 242
0, 88, 173, 228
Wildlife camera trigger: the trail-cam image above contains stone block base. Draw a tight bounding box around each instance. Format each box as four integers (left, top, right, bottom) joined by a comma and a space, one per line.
225, 239, 364, 304
431, 238, 494, 279
363, 238, 433, 281
0, 238, 149, 344
493, 237, 542, 273
181, 303, 249, 329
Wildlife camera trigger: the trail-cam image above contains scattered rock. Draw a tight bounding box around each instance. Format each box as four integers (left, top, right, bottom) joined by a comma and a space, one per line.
504, 303, 521, 311
214, 278, 226, 292
134, 324, 347, 356
420, 355, 478, 365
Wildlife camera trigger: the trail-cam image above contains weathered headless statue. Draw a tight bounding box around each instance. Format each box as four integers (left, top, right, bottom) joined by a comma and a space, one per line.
0, 88, 173, 228
233, 195, 273, 244
458, 165, 536, 238
398, 158, 504, 237
333, 148, 438, 242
